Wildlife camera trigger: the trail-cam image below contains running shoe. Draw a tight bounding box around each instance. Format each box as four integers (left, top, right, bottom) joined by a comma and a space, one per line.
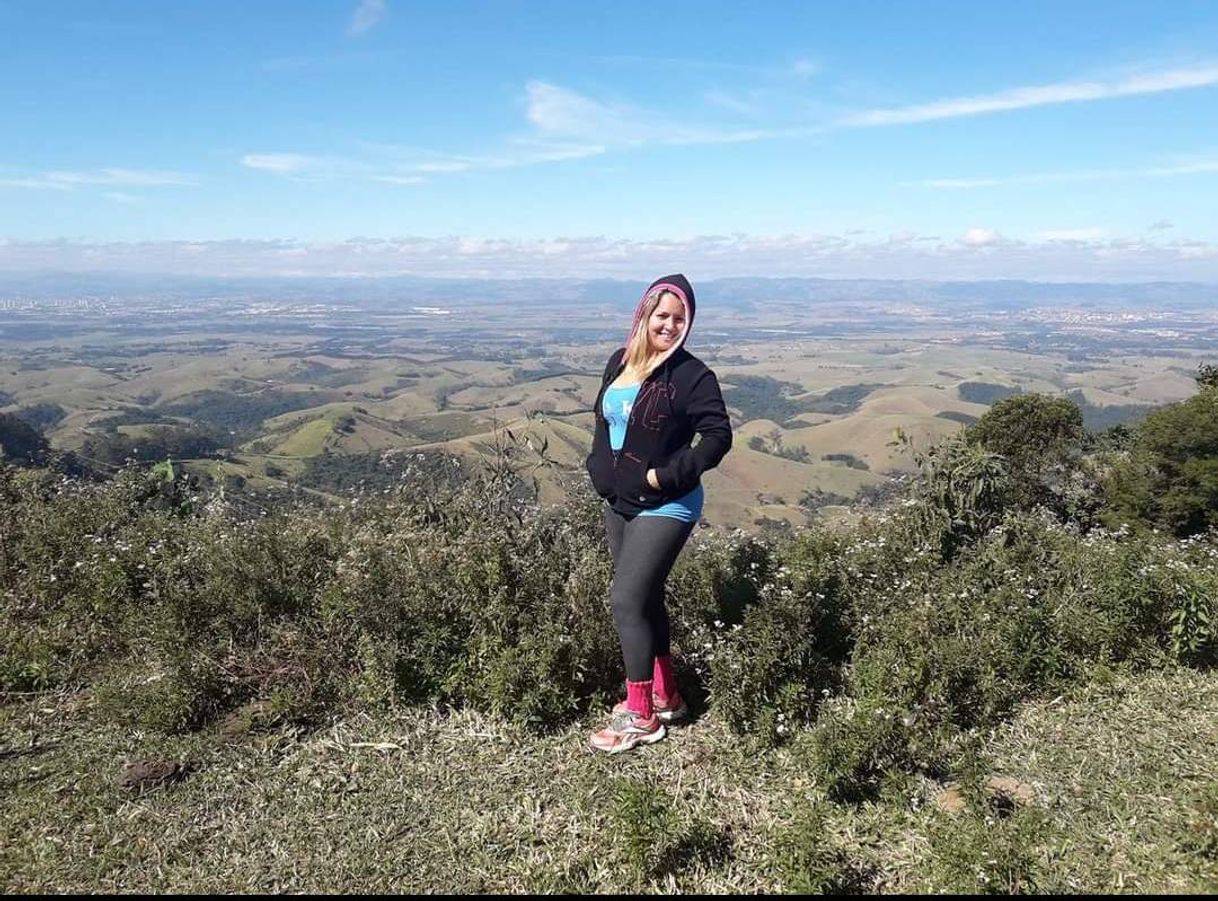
589, 708, 666, 754
612, 691, 689, 724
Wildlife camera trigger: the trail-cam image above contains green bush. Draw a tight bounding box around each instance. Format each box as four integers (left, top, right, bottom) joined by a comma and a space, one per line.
3, 404, 1216, 774
799, 507, 1217, 800
0, 412, 49, 466
968, 392, 1084, 511
703, 529, 847, 745
1104, 384, 1218, 537
921, 804, 1062, 894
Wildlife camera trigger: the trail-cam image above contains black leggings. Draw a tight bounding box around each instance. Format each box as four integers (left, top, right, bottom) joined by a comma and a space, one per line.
604, 507, 695, 682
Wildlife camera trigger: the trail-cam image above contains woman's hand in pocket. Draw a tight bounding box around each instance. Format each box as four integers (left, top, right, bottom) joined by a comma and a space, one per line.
646, 468, 661, 489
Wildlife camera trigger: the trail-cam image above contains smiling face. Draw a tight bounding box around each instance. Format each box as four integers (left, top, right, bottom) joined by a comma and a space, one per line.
646, 291, 687, 354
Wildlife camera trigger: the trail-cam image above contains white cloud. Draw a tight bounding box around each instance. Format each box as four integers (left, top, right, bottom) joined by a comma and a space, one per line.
50, 168, 194, 186
6, 231, 1216, 280
841, 63, 1218, 127
919, 156, 1218, 189
238, 60, 1216, 190
500, 139, 606, 165
371, 174, 425, 185
523, 80, 808, 149
921, 177, 1005, 189
240, 153, 319, 174
703, 90, 760, 116
411, 160, 474, 173
347, 0, 386, 37
960, 227, 1000, 247
790, 58, 820, 80
1035, 227, 1108, 242
1148, 158, 1218, 176
0, 168, 195, 190
524, 81, 653, 144
0, 177, 70, 190
241, 140, 605, 184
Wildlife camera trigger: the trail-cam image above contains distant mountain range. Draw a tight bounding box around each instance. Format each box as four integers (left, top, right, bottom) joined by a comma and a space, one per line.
1, 271, 1214, 312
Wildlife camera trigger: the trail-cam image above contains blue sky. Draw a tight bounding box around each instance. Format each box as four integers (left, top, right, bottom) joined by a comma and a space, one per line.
2, 0, 1217, 279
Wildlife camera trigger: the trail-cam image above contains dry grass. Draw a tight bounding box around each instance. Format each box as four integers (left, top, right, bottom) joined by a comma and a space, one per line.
3, 667, 1215, 893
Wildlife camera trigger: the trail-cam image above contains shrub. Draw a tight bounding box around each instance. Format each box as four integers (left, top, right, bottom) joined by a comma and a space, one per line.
958, 382, 1022, 405
800, 508, 1218, 799
898, 431, 1011, 561
0, 412, 49, 466
821, 452, 870, 470
3, 408, 1216, 769
14, 402, 67, 430
1103, 384, 1218, 537
968, 393, 1084, 510
921, 803, 1061, 894
704, 529, 847, 745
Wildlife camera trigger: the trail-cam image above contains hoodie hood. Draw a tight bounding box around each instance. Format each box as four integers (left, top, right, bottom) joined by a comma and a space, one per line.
626, 273, 696, 369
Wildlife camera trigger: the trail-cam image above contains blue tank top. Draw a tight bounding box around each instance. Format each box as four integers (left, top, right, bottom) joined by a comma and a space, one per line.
602, 382, 704, 523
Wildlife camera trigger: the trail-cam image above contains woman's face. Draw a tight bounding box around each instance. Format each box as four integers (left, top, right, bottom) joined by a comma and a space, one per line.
647, 293, 687, 353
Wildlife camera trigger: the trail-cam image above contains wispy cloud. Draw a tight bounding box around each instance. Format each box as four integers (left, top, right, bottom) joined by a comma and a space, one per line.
841, 63, 1218, 127
240, 139, 606, 184
347, 0, 386, 37
789, 58, 820, 80
524, 81, 655, 144
524, 80, 814, 148
0, 167, 196, 190
0, 177, 65, 190
371, 174, 426, 185
918, 155, 1218, 189
703, 90, 761, 116
239, 61, 1217, 189
1035, 227, 1108, 242
240, 153, 322, 174
241, 150, 422, 183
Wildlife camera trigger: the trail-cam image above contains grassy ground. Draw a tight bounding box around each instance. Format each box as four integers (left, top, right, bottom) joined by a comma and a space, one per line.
2, 667, 1215, 893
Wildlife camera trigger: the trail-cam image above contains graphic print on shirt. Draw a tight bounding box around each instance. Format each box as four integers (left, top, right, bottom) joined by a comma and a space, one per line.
633, 381, 676, 431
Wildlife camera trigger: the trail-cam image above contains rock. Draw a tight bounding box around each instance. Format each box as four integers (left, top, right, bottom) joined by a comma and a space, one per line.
117, 759, 189, 792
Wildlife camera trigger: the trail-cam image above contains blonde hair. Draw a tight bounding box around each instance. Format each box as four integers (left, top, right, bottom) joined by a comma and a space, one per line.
621, 288, 677, 382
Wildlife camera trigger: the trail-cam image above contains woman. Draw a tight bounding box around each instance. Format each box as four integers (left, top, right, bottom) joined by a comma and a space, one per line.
585, 273, 733, 753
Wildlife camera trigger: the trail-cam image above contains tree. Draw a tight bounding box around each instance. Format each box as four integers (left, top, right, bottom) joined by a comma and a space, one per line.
1104, 387, 1218, 537
967, 393, 1084, 509
0, 412, 49, 466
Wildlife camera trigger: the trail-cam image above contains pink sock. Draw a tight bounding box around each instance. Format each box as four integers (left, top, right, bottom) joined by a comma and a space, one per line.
653, 655, 678, 703
625, 679, 654, 718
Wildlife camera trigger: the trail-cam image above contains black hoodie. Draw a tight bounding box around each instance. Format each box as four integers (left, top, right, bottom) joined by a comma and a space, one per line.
585, 274, 733, 517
